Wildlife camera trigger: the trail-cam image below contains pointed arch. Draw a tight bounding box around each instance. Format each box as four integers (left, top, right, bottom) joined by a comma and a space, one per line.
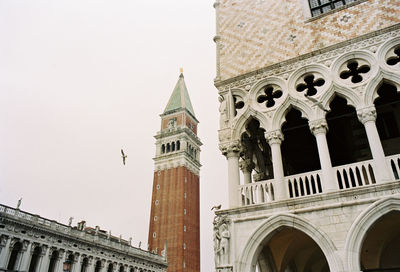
319, 83, 361, 115
345, 196, 400, 272
238, 213, 343, 272
272, 96, 313, 130
364, 70, 400, 105
232, 107, 269, 140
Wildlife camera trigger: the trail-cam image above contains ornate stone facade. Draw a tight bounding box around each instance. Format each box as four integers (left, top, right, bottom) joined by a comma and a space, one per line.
0, 204, 167, 272
213, 1, 400, 271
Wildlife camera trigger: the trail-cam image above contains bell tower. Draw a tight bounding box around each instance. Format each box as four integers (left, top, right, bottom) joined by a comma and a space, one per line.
148, 71, 201, 272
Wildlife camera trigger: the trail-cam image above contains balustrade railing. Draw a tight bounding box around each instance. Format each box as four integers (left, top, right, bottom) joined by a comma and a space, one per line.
285, 170, 323, 199
237, 154, 400, 207
387, 154, 400, 180
333, 160, 376, 190
239, 179, 275, 206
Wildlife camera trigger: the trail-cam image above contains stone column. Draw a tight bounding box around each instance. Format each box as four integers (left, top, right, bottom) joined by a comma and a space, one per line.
0, 236, 11, 270
19, 241, 33, 272
72, 254, 81, 272
87, 257, 95, 272
309, 119, 337, 192
221, 142, 241, 208
56, 250, 66, 272
357, 107, 391, 182
39, 246, 51, 272
265, 130, 287, 200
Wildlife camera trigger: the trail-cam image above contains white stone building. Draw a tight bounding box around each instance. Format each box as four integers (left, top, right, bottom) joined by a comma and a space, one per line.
212, 0, 400, 271
0, 204, 167, 272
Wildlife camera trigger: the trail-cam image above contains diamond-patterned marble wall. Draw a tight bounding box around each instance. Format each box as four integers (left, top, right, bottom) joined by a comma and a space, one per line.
216, 0, 400, 81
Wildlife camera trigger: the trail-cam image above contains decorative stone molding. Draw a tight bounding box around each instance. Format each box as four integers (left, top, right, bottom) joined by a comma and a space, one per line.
357, 106, 377, 124
265, 130, 284, 145
309, 119, 328, 135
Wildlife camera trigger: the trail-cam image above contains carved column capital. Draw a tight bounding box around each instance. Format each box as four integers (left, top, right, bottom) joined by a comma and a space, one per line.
265, 130, 284, 145
309, 119, 328, 135
357, 106, 377, 124
219, 141, 241, 157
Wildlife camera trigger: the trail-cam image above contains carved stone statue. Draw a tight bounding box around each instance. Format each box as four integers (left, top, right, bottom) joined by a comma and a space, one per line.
219, 95, 228, 128
167, 118, 176, 128
16, 198, 22, 210
218, 223, 230, 265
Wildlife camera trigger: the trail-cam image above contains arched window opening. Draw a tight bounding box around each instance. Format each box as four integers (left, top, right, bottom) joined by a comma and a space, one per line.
281, 108, 320, 176
107, 263, 113, 272
7, 241, 22, 271
119, 265, 124, 272
81, 257, 88, 272
94, 260, 102, 272
326, 96, 372, 166
166, 143, 170, 153
48, 250, 59, 272
28, 246, 42, 272
171, 142, 175, 152
255, 227, 329, 272
241, 118, 273, 181
176, 141, 180, 150
374, 82, 400, 156
161, 144, 165, 154
63, 254, 75, 272
360, 211, 400, 271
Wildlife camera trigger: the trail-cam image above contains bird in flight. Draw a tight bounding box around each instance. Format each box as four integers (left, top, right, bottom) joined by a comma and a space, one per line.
121, 149, 127, 165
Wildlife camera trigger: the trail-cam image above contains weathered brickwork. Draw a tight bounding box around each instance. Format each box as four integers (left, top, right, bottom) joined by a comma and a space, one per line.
215, 0, 400, 81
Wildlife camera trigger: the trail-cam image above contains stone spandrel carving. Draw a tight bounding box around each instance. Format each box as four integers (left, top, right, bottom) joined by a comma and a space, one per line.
357, 107, 377, 124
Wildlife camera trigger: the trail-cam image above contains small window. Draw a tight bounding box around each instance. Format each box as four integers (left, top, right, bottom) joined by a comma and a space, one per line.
309, 0, 357, 17
155, 200, 159, 206
183, 243, 186, 250
156, 184, 160, 190
172, 142, 175, 152
177, 141, 180, 150
153, 232, 156, 238
184, 226, 186, 232
154, 216, 158, 221
166, 143, 170, 153
184, 209, 186, 215
161, 144, 165, 154
184, 192, 187, 199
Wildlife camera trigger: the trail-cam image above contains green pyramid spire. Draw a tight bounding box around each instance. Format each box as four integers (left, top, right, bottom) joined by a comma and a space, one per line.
163, 73, 196, 117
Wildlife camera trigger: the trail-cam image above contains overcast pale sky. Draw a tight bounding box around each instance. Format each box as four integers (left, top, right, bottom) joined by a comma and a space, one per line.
0, 1, 228, 271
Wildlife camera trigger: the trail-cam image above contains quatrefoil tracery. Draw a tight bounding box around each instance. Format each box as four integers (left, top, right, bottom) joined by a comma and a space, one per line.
387, 46, 400, 66
339, 60, 370, 83
296, 74, 325, 96
257, 85, 283, 108
233, 95, 244, 116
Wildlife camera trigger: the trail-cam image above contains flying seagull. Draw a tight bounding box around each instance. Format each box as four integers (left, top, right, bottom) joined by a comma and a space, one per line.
304, 94, 329, 112
211, 204, 222, 211
121, 149, 127, 165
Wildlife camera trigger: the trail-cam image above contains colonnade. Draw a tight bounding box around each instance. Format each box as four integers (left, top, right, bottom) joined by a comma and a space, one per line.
224, 105, 392, 208
0, 236, 156, 272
